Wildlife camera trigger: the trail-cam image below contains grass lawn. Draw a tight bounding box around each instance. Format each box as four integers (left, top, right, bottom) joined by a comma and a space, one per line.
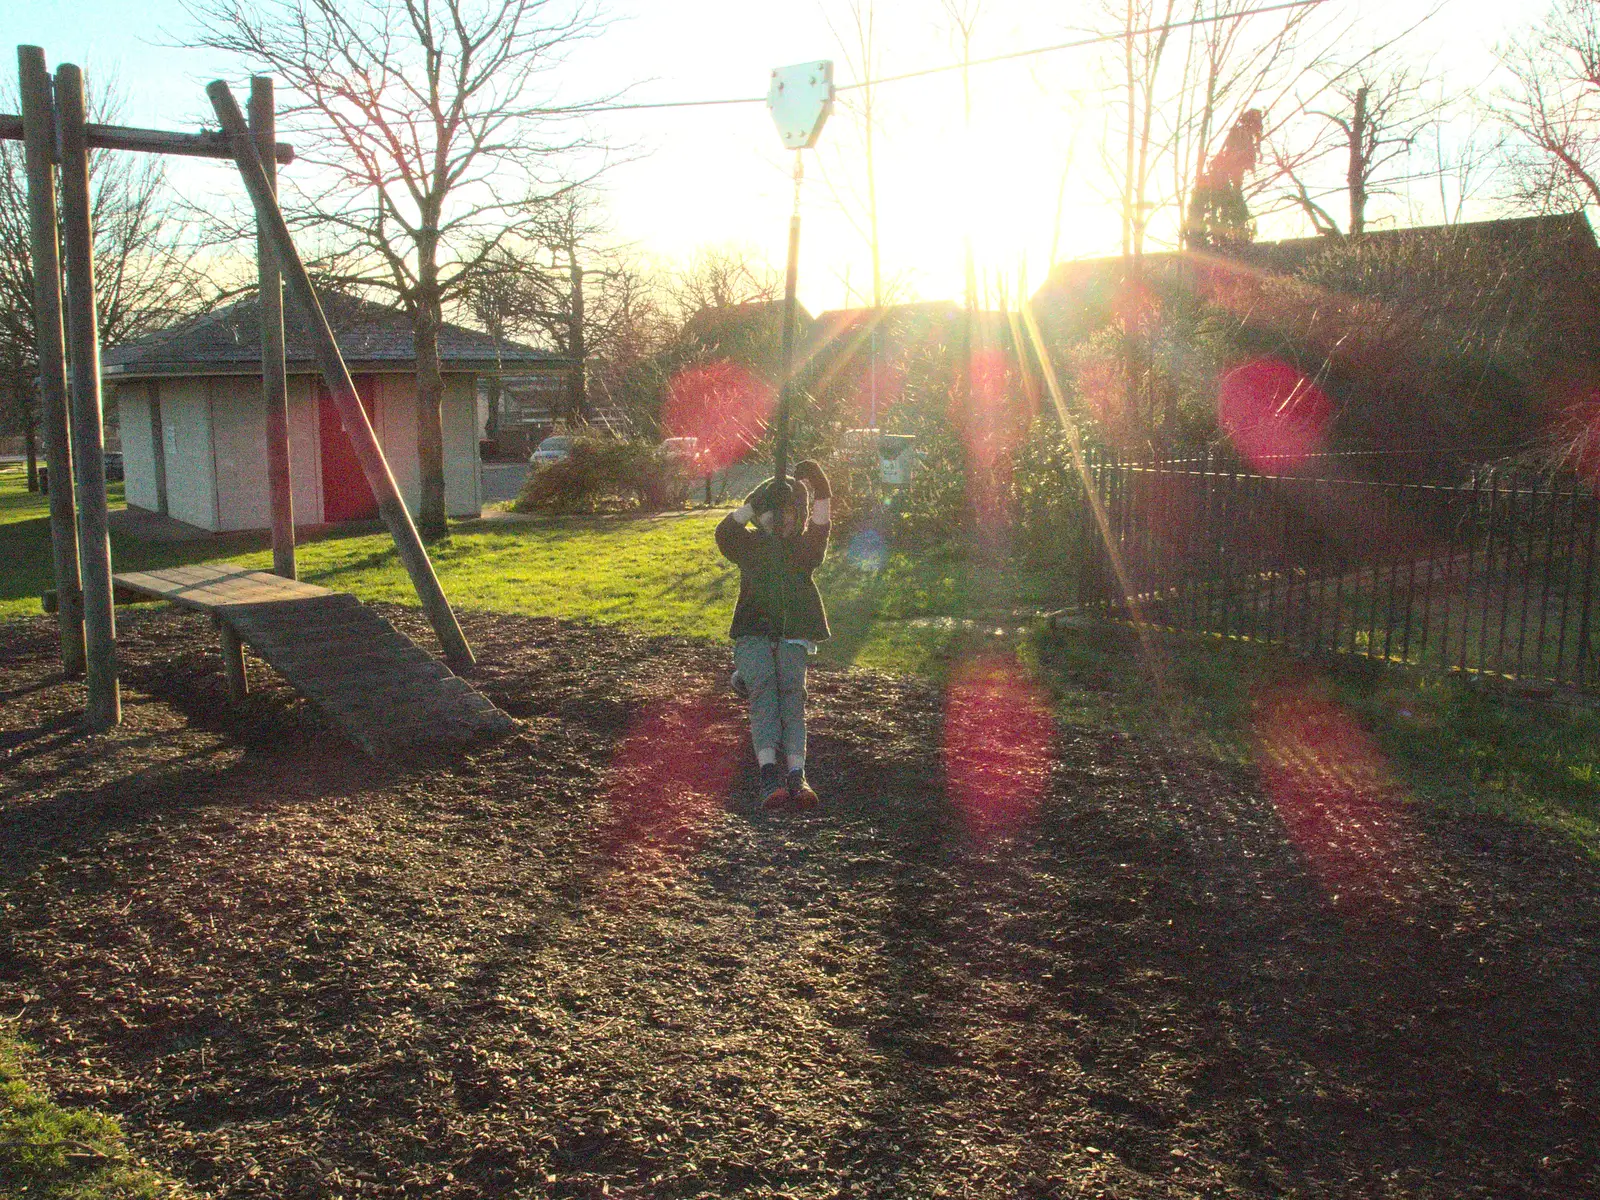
0, 467, 1064, 675
0, 1031, 178, 1199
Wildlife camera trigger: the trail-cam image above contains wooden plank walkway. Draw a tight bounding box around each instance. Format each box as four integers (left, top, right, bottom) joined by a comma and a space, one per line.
113, 564, 514, 757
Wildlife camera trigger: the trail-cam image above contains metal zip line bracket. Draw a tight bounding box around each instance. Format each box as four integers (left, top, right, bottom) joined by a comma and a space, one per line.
767, 61, 833, 150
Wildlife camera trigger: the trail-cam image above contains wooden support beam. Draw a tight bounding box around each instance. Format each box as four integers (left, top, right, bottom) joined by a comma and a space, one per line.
251, 76, 295, 581
56, 63, 120, 730
206, 80, 476, 673
17, 46, 84, 676
0, 110, 294, 163
215, 616, 249, 701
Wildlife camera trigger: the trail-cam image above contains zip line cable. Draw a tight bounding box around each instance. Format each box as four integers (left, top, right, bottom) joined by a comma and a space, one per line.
573, 0, 1327, 115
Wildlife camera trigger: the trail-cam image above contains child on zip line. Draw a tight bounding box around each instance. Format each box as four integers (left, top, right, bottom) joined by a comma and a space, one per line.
715, 459, 832, 811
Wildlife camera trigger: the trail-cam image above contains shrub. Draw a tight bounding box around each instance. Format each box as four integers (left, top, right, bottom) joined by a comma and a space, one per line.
510, 437, 692, 514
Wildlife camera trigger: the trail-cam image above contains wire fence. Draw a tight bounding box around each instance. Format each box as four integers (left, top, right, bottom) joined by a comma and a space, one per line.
1076, 451, 1600, 690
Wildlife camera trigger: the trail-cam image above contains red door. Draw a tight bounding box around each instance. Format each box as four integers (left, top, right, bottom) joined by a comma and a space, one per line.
318, 376, 380, 522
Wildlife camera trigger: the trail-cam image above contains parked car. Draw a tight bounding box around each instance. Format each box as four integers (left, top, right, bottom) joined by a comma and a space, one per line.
660, 436, 701, 469
529, 435, 574, 467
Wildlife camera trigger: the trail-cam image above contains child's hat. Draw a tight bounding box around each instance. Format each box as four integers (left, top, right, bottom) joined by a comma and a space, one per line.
748, 476, 809, 516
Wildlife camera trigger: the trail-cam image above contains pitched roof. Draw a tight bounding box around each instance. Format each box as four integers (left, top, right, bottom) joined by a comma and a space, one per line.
1032, 212, 1600, 306
1227, 211, 1600, 276
102, 291, 565, 380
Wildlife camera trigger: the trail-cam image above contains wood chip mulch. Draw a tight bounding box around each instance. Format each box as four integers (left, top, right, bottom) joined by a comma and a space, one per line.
2, 604, 1598, 1199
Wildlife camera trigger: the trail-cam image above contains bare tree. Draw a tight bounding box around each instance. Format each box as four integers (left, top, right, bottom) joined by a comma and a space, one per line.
942, 0, 985, 315
186, 0, 610, 536
666, 246, 781, 317
1421, 118, 1506, 226
0, 85, 208, 489
1172, 0, 1322, 246
1499, 0, 1600, 212
1273, 67, 1447, 236
466, 192, 670, 429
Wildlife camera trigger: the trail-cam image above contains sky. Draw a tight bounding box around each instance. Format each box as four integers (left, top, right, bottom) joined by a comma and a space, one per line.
1, 0, 1537, 315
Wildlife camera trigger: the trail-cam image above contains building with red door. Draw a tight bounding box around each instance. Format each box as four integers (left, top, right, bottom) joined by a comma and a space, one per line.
103, 291, 566, 531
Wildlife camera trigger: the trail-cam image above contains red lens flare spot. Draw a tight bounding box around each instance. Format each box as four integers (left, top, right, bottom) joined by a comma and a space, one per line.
942, 655, 1054, 837
1218, 357, 1332, 472
661, 361, 776, 473
1252, 684, 1411, 901
599, 697, 741, 878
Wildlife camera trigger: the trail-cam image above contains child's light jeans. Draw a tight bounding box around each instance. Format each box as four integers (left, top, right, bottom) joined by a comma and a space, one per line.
733, 636, 808, 761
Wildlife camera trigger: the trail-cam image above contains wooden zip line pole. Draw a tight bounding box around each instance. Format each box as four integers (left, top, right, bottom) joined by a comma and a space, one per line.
207, 80, 475, 673
250, 76, 295, 581
17, 46, 84, 677
56, 62, 120, 728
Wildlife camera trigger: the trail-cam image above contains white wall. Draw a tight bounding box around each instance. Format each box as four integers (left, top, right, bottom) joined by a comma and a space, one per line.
160, 377, 218, 530
443, 375, 482, 518
373, 374, 481, 520
375, 375, 421, 515
110, 371, 480, 532
288, 376, 324, 525
114, 383, 160, 512
211, 378, 272, 532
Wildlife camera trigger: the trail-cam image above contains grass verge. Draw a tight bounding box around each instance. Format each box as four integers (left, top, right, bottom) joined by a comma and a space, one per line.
0, 1029, 181, 1199
1027, 619, 1600, 856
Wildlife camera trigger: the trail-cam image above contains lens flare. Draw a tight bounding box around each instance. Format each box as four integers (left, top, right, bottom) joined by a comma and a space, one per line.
942, 655, 1054, 837
846, 527, 887, 571
1252, 683, 1411, 901
1218, 357, 1333, 472
598, 697, 741, 878
660, 361, 776, 473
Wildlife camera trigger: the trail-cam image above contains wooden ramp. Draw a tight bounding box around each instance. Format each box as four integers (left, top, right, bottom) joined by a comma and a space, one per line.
113, 564, 514, 757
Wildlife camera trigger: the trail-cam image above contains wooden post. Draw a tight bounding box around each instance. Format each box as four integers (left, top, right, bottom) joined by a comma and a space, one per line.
17, 46, 84, 676
215, 616, 249, 701
56, 63, 120, 729
206, 81, 475, 672
251, 77, 295, 580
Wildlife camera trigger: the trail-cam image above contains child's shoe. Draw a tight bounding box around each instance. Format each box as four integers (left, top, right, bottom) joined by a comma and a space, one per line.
786, 768, 819, 810
758, 762, 789, 810
730, 669, 750, 699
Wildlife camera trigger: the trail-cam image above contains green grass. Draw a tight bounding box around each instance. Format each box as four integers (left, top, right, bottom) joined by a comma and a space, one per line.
0, 1029, 180, 1199
0, 470, 1066, 676
1028, 619, 1600, 855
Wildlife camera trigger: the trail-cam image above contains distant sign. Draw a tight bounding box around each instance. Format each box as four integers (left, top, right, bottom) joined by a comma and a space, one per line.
767, 61, 834, 150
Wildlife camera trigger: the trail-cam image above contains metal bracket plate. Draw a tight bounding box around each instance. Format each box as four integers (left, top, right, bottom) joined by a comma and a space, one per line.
767, 60, 834, 150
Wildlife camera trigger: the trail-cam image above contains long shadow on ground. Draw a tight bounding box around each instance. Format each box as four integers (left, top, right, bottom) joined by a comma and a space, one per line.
0, 604, 1596, 1199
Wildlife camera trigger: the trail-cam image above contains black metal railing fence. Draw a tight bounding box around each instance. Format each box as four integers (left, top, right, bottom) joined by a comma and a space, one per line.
1076, 450, 1600, 689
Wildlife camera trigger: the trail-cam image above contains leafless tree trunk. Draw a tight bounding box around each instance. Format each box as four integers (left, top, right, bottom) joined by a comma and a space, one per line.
1272, 67, 1446, 237
818, 0, 887, 312
942, 0, 983, 317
